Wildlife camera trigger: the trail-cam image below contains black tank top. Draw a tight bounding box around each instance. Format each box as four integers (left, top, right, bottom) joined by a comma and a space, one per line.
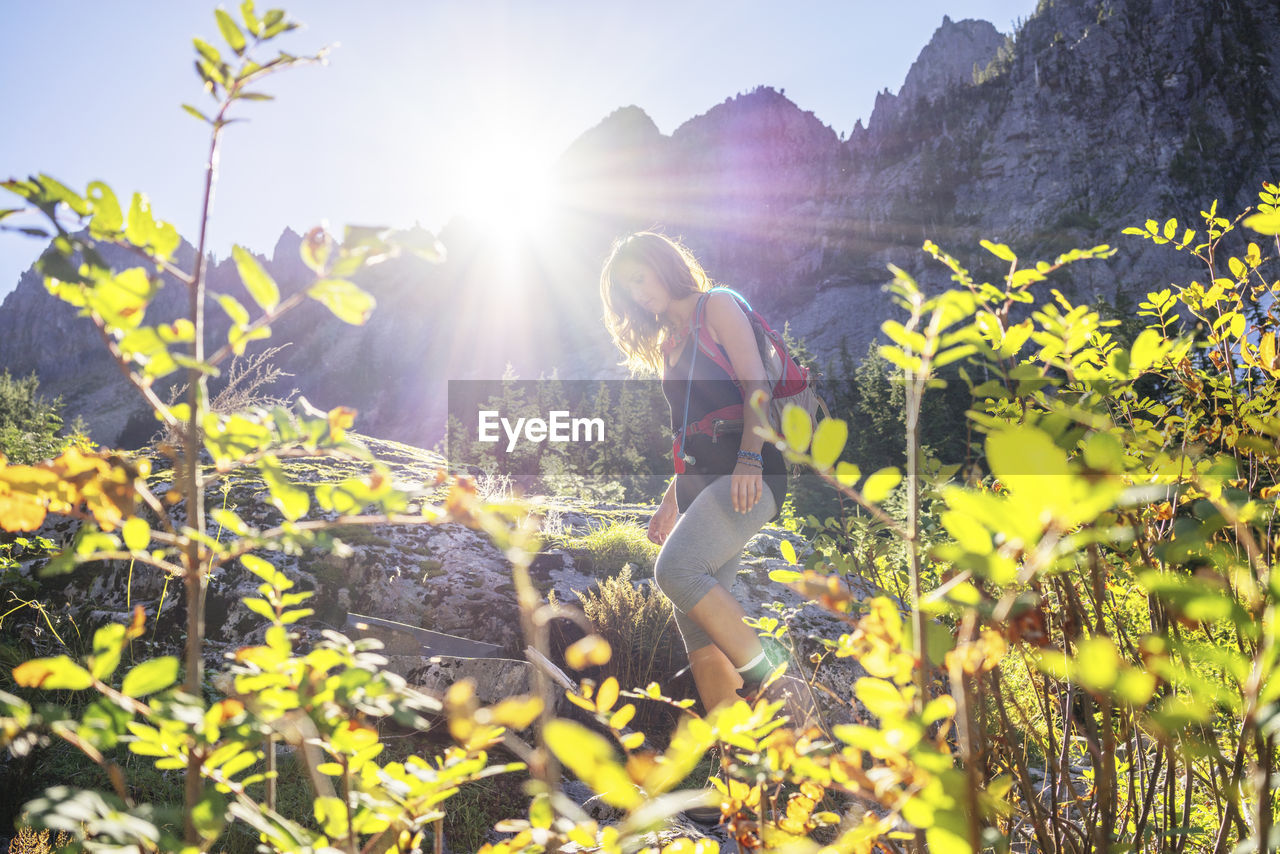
661, 335, 788, 522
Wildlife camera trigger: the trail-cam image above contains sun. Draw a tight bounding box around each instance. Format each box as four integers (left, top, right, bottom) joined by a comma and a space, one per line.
452, 142, 557, 244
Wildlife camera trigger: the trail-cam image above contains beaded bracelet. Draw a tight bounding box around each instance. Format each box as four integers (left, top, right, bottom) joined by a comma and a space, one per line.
737, 450, 764, 465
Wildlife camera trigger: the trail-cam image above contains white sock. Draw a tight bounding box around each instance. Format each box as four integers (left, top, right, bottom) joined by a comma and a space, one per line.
735, 650, 767, 674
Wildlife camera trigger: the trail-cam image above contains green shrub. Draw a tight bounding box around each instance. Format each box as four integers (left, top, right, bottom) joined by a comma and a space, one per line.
555, 564, 692, 735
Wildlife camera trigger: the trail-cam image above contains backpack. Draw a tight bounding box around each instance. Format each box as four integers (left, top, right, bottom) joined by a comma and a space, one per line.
670, 287, 831, 473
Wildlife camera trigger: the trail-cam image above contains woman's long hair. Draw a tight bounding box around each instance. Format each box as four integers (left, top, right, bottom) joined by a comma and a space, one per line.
599, 232, 714, 376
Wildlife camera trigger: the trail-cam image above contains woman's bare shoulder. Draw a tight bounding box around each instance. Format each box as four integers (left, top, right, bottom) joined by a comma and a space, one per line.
704, 290, 739, 311
703, 290, 750, 344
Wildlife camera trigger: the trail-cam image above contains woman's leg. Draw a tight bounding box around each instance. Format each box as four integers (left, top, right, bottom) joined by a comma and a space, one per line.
654, 476, 777, 706
666, 529, 751, 712
664, 551, 760, 668
687, 644, 742, 713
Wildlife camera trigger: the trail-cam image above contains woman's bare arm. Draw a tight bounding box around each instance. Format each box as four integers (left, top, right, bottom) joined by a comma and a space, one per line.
703, 291, 771, 454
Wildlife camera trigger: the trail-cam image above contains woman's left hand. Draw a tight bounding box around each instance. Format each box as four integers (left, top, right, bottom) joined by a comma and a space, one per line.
731, 461, 764, 513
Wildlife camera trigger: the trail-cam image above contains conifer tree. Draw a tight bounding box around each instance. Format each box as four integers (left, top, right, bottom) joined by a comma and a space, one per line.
0, 370, 84, 465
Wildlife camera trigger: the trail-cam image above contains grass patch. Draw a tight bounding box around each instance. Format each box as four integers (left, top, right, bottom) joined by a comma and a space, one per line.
551, 521, 658, 579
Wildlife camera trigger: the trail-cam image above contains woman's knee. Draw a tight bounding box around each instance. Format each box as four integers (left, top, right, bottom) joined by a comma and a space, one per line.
654, 548, 715, 614
653, 549, 689, 600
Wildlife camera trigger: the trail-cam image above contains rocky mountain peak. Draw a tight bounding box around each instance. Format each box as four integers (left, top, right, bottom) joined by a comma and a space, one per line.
558, 105, 664, 164
867, 16, 1004, 133
673, 86, 838, 151
272, 226, 302, 266
901, 17, 1004, 103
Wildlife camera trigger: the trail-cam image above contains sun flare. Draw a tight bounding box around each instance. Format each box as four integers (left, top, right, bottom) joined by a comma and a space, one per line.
452, 143, 557, 242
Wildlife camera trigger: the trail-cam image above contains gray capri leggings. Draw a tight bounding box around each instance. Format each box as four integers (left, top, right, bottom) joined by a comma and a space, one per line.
653, 474, 777, 653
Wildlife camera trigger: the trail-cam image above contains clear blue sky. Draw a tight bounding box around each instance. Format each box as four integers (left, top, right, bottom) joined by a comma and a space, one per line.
0, 1, 1035, 299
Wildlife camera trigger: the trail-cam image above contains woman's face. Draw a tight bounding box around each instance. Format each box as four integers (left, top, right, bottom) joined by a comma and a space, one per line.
612, 259, 671, 317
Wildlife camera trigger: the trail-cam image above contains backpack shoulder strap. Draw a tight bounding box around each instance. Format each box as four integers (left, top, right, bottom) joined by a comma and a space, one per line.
692, 290, 746, 380
709, 285, 753, 312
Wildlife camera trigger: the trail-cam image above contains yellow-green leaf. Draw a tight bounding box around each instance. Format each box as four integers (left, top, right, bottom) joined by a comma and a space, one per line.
215, 8, 246, 55
854, 677, 910, 720
241, 553, 276, 582
596, 677, 619, 713
14, 656, 94, 691
779, 539, 797, 564
121, 656, 180, 698
92, 268, 159, 330
543, 719, 643, 809
1010, 268, 1045, 289
244, 597, 277, 622
835, 461, 861, 487
986, 427, 1068, 480
122, 517, 150, 551
232, 245, 280, 312
308, 278, 375, 325
260, 463, 309, 521
193, 37, 221, 65
940, 510, 991, 555
810, 418, 847, 471
125, 193, 158, 251
781, 404, 813, 453
488, 695, 543, 730
609, 704, 636, 731
89, 624, 127, 681
1245, 212, 1280, 236
1114, 669, 1156, 705
1260, 333, 1277, 370
191, 789, 228, 841
1129, 328, 1165, 373
878, 344, 923, 373
216, 293, 250, 326
87, 181, 123, 235
314, 796, 349, 837
980, 239, 1017, 263
863, 467, 901, 503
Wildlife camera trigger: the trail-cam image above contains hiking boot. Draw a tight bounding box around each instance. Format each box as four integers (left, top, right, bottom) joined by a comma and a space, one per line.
681, 747, 725, 825
682, 798, 724, 825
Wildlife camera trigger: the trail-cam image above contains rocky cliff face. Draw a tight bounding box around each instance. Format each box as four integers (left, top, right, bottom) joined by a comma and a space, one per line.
2, 0, 1277, 447
798, 0, 1279, 358
0, 241, 202, 443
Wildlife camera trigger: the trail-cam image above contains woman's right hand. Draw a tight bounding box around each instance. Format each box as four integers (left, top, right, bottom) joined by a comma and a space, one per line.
648, 497, 679, 545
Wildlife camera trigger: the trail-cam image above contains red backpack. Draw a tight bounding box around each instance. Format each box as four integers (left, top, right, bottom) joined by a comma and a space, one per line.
669, 287, 830, 473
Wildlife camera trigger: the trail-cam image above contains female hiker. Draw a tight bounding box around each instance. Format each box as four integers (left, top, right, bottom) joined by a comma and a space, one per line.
598, 231, 796, 717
